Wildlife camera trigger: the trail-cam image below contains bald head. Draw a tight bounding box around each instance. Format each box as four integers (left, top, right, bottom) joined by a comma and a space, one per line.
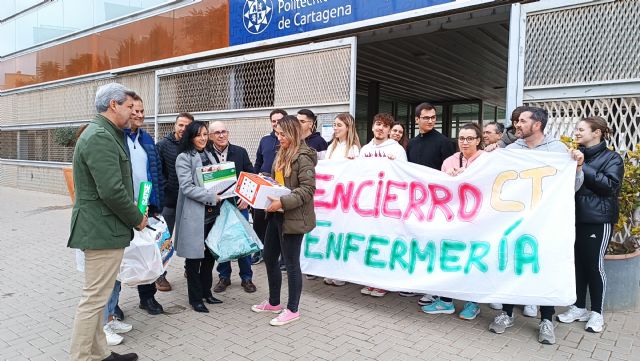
208, 121, 229, 149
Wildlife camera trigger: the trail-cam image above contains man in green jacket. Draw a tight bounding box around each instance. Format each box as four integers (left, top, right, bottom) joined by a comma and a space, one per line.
68, 83, 147, 361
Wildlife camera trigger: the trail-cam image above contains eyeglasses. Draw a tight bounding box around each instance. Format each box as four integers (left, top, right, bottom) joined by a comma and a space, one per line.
458, 136, 478, 143
211, 130, 228, 137
419, 115, 437, 121
483, 131, 499, 135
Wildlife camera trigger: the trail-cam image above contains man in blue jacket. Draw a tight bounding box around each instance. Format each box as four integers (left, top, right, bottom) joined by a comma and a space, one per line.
123, 95, 166, 315
251, 109, 287, 264
207, 121, 257, 293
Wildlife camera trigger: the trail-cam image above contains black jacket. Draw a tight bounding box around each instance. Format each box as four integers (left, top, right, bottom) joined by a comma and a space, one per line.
406, 130, 456, 170
208, 143, 254, 175
157, 132, 181, 208
575, 141, 624, 224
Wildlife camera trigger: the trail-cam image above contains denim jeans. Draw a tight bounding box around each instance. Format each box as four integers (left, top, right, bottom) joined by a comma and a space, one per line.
216, 208, 253, 281
102, 280, 120, 325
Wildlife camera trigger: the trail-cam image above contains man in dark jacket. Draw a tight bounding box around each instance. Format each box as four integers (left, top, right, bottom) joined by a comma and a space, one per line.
124, 95, 166, 315
157, 112, 193, 232
252, 109, 287, 264
406, 102, 455, 170
68, 83, 145, 361
207, 121, 257, 293
297, 108, 328, 155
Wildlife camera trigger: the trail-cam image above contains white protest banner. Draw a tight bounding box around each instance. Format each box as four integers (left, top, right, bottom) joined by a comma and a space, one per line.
301, 150, 577, 306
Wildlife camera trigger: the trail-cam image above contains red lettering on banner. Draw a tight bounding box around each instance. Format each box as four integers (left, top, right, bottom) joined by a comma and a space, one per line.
314, 173, 335, 209
353, 180, 375, 217
382, 180, 408, 219
427, 184, 454, 221
404, 181, 428, 222
458, 183, 482, 221
374, 172, 385, 218
334, 182, 355, 212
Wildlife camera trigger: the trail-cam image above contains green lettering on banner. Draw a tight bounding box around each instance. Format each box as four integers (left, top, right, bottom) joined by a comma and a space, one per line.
304, 220, 331, 260
409, 239, 436, 274
464, 241, 490, 274
440, 240, 466, 272
343, 232, 365, 262
499, 218, 524, 272
499, 238, 508, 272
389, 239, 409, 271
325, 232, 344, 260
514, 234, 540, 275
364, 235, 389, 269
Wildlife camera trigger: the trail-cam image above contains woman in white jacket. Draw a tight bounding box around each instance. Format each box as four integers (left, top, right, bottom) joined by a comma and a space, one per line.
324, 113, 360, 286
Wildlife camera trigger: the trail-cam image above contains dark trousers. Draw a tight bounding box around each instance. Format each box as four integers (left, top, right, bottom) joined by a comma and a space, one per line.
575, 223, 610, 314
503, 304, 555, 321
137, 283, 157, 301
263, 213, 303, 312
252, 208, 268, 243
185, 222, 216, 305
217, 256, 253, 281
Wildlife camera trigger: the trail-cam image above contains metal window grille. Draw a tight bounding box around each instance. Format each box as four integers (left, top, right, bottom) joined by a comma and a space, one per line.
0, 71, 155, 126
274, 47, 351, 108
526, 96, 640, 152
525, 0, 640, 87
158, 60, 276, 114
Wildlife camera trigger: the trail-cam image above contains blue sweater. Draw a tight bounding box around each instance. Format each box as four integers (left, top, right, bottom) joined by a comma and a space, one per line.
124, 128, 165, 213
254, 131, 279, 174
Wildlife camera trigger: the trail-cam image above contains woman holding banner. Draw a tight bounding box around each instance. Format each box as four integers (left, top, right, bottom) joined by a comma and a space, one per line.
556, 116, 623, 333
251, 115, 317, 326
174, 121, 226, 313
323, 113, 361, 286
422, 123, 485, 320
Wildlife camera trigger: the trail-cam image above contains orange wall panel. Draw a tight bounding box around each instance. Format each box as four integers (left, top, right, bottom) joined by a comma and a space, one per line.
2, 0, 229, 90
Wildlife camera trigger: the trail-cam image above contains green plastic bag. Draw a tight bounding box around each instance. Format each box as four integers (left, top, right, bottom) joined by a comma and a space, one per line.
205, 201, 263, 262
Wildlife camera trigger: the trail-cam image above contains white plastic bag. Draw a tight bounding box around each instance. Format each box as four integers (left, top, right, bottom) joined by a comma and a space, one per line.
147, 216, 174, 272
119, 226, 164, 287
75, 249, 85, 272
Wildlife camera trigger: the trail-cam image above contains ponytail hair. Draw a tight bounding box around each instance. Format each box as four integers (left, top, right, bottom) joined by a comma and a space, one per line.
582, 116, 612, 141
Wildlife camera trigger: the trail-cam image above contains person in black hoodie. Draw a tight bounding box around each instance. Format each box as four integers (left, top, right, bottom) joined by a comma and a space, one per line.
406, 102, 455, 170
297, 109, 328, 158
556, 116, 624, 333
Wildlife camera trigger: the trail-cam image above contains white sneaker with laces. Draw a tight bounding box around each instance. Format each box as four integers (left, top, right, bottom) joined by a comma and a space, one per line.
585, 311, 604, 333
107, 319, 132, 333
103, 324, 123, 346
417, 294, 436, 306
523, 305, 538, 317
556, 305, 590, 323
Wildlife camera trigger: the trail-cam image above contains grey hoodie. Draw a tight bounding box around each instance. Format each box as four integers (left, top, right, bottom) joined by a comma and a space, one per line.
506, 134, 584, 191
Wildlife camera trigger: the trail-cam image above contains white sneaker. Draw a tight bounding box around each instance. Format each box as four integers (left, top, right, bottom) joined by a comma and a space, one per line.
103, 324, 123, 346
418, 294, 436, 306
489, 303, 502, 310
585, 311, 604, 333
107, 319, 132, 333
556, 305, 590, 323
305, 275, 317, 280
332, 279, 346, 286
523, 305, 538, 317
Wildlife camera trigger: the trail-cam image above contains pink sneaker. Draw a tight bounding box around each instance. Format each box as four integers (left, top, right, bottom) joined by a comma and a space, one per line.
251, 300, 283, 313
370, 288, 387, 297
361, 286, 374, 295
270, 309, 300, 326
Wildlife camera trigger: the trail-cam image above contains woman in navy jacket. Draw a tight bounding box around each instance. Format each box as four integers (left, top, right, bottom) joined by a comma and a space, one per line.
556, 116, 624, 333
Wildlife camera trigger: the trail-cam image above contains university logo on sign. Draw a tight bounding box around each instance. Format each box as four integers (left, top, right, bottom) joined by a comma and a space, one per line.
243, 0, 273, 35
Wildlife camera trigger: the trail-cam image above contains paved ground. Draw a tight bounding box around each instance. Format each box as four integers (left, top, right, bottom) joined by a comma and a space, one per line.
0, 186, 638, 361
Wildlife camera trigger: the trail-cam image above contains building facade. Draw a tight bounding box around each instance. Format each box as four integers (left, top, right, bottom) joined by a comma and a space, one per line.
0, 0, 638, 195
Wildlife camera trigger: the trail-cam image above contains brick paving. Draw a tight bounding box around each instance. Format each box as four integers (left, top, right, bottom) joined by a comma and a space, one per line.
0, 186, 638, 361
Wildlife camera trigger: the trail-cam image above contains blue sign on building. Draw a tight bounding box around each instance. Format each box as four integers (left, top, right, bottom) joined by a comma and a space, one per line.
230, 0, 456, 46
